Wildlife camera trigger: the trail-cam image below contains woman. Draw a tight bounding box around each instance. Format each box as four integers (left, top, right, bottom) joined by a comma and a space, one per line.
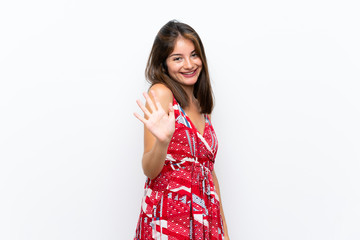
134, 20, 229, 240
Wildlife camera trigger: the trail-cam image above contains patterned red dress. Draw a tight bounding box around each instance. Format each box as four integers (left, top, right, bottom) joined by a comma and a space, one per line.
134, 96, 224, 240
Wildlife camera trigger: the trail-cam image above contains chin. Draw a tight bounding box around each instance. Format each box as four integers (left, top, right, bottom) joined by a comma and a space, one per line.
181, 78, 198, 86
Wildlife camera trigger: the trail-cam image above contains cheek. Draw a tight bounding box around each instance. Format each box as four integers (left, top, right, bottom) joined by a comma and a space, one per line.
167, 63, 180, 75
195, 59, 202, 67
166, 65, 177, 79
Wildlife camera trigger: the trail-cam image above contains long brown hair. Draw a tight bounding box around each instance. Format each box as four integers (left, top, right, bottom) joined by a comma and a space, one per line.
145, 20, 214, 114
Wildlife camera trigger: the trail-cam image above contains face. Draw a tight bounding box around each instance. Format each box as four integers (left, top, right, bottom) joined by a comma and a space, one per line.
165, 37, 202, 87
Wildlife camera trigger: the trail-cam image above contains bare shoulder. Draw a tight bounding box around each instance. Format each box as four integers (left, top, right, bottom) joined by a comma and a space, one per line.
149, 83, 173, 105
147, 83, 173, 112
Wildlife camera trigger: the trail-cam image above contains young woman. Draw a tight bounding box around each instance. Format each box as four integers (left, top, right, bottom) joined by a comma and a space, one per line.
134, 20, 229, 240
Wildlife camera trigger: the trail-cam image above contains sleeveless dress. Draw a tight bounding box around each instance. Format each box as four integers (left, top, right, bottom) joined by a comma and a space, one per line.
134, 96, 224, 240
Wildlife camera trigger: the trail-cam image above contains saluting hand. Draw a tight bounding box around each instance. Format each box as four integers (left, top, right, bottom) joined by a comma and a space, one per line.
134, 90, 175, 144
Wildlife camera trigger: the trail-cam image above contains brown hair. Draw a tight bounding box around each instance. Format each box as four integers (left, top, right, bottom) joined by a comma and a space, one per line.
145, 20, 214, 114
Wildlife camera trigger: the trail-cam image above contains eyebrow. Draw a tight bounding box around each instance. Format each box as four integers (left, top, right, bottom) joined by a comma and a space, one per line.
169, 50, 196, 58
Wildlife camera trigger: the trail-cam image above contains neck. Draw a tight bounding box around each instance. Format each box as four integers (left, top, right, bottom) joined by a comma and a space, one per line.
183, 85, 195, 103
182, 85, 201, 112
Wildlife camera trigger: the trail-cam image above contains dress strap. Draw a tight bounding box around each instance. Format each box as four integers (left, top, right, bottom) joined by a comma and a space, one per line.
173, 96, 192, 129
204, 114, 212, 126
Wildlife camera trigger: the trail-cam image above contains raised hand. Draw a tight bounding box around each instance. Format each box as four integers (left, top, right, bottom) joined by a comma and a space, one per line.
134, 90, 175, 144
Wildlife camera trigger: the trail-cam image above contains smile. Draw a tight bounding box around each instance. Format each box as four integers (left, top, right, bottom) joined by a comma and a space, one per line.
181, 68, 198, 78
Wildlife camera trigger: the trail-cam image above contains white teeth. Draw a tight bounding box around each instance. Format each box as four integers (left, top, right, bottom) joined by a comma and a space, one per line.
183, 70, 195, 75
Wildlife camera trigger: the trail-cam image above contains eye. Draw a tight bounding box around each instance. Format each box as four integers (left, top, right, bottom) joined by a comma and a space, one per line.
173, 57, 182, 61
191, 52, 198, 57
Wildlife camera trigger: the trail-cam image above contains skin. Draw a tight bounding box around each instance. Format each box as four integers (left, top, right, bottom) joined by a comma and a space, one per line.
134, 37, 229, 239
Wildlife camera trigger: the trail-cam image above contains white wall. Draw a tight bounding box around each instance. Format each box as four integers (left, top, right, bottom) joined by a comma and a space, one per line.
1, 0, 359, 239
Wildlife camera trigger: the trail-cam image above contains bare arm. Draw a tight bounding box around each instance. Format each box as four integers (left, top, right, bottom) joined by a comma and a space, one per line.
134, 84, 174, 179
212, 170, 230, 239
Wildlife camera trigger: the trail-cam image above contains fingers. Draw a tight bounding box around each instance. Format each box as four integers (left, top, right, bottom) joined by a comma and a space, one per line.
168, 102, 175, 119
143, 91, 157, 112
136, 99, 151, 118
133, 112, 147, 124
152, 90, 164, 112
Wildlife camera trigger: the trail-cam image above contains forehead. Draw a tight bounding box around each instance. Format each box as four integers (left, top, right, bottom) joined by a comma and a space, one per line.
171, 37, 195, 54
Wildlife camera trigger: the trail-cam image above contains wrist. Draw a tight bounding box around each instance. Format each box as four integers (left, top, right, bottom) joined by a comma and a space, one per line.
156, 138, 171, 148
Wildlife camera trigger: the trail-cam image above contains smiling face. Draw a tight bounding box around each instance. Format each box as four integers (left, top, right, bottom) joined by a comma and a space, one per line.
165, 37, 202, 88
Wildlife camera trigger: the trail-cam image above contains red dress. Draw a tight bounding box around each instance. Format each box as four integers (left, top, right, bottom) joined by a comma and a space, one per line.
134, 96, 224, 240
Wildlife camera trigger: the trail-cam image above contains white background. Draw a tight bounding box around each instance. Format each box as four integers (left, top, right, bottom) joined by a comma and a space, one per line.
1, 0, 359, 239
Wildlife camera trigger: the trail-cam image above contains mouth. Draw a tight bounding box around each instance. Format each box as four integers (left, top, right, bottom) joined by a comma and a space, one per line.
180, 68, 198, 78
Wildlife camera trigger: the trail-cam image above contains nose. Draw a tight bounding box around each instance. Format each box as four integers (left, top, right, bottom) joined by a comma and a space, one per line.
183, 57, 194, 70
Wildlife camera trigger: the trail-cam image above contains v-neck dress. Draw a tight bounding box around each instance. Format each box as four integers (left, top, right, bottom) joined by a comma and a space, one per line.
134, 96, 224, 240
